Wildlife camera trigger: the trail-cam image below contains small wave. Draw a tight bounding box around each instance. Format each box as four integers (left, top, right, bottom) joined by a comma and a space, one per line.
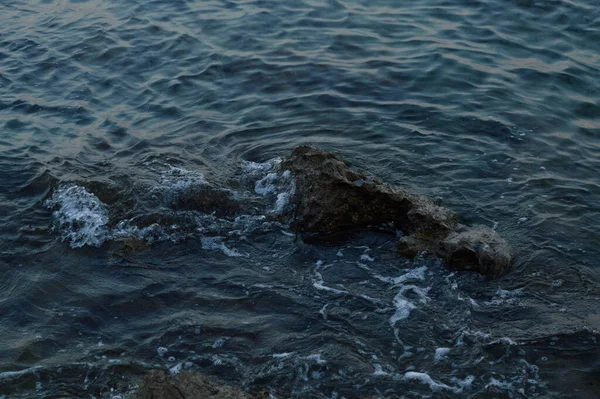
400, 371, 474, 393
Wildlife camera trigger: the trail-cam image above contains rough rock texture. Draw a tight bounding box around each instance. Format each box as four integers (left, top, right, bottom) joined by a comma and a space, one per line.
279, 146, 458, 236
280, 146, 512, 278
135, 370, 256, 399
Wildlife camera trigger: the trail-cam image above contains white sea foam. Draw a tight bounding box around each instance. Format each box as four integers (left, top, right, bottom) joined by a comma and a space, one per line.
169, 363, 182, 376
149, 165, 209, 204
401, 371, 459, 392
373, 364, 389, 376
357, 264, 432, 329
319, 303, 328, 319
252, 167, 295, 214
313, 273, 348, 295
158, 166, 207, 193
390, 296, 415, 324
47, 184, 196, 248
486, 377, 514, 390
390, 285, 430, 324
0, 366, 43, 381
451, 375, 475, 389
242, 158, 282, 175
375, 266, 428, 286
304, 354, 327, 364
434, 347, 450, 362
274, 191, 292, 213
47, 189, 284, 249
313, 262, 348, 294
360, 254, 375, 262
46, 185, 110, 248
255, 173, 279, 195
489, 336, 517, 346
201, 236, 245, 257
401, 372, 473, 393
272, 352, 295, 359
157, 347, 168, 357
112, 220, 165, 243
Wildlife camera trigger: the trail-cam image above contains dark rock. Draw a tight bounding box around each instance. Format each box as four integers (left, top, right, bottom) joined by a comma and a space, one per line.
108, 238, 151, 255
279, 146, 458, 236
438, 225, 512, 277
134, 370, 255, 399
280, 146, 512, 278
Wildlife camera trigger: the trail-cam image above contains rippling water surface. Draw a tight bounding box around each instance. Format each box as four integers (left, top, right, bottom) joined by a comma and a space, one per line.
1, 0, 600, 397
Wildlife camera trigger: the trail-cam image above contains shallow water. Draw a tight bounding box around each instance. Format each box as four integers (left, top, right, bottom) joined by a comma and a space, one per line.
1, 0, 600, 397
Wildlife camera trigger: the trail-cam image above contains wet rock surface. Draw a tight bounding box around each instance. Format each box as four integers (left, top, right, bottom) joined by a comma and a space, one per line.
135, 370, 257, 399
280, 146, 512, 278
279, 146, 458, 236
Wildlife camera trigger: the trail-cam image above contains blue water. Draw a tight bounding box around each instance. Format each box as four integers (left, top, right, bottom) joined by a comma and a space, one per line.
1, 0, 599, 397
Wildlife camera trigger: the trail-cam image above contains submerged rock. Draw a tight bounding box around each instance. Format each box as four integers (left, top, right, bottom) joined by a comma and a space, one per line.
135, 370, 256, 399
280, 146, 512, 278
175, 185, 242, 217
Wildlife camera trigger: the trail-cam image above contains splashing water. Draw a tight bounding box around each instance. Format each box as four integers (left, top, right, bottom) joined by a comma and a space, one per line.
45, 185, 110, 248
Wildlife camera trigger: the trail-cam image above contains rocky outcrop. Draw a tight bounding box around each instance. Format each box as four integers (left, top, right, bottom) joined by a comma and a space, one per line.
279, 146, 512, 278
279, 146, 457, 236
135, 370, 257, 399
